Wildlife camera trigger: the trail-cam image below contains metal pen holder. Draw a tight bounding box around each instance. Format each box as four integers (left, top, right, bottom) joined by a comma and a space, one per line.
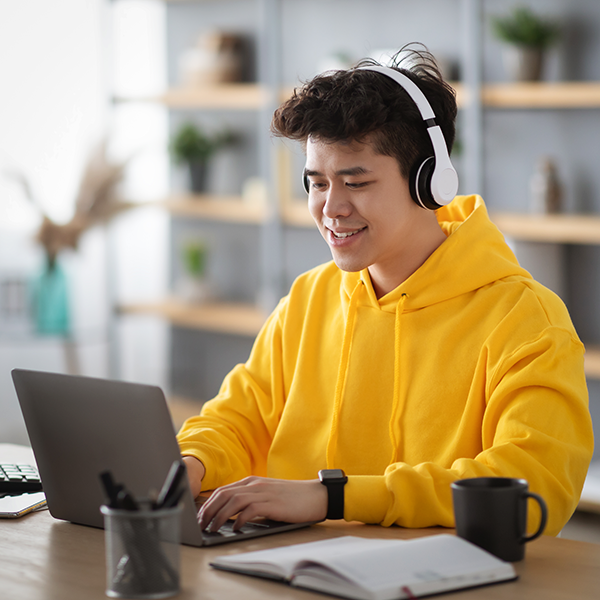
101, 504, 182, 599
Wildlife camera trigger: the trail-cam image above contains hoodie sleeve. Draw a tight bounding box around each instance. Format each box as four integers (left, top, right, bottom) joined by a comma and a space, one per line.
344, 326, 594, 537
176, 298, 287, 492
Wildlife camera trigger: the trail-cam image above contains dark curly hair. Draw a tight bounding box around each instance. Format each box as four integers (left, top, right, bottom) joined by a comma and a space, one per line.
271, 44, 457, 180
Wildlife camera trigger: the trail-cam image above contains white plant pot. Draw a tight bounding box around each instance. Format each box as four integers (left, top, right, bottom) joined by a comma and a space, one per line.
502, 46, 544, 81
176, 276, 212, 304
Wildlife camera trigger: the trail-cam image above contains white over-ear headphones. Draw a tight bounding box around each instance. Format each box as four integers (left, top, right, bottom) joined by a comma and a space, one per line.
302, 65, 458, 210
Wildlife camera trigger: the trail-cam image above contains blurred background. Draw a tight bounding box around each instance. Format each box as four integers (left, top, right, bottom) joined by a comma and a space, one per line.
1, 0, 600, 534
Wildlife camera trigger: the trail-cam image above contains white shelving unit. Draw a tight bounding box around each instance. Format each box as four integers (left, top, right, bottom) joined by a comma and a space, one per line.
114, 0, 600, 511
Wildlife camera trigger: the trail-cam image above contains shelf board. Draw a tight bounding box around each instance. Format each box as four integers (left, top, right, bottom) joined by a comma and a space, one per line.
162, 195, 266, 224
481, 82, 600, 108
584, 345, 600, 380
114, 84, 267, 110
491, 212, 600, 245
119, 299, 266, 337
160, 84, 267, 109
120, 81, 463, 111
116, 82, 600, 111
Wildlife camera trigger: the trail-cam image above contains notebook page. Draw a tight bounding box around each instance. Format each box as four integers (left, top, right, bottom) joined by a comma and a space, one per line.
213, 536, 396, 579
294, 535, 514, 596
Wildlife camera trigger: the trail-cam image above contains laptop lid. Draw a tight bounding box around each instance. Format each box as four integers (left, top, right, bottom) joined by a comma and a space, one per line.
11, 368, 207, 545
11, 369, 312, 547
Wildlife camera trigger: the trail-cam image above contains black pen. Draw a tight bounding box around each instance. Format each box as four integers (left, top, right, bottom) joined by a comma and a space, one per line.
116, 488, 139, 511
100, 471, 123, 509
155, 460, 186, 510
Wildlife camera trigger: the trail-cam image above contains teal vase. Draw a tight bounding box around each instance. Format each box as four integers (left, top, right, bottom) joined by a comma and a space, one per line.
31, 258, 71, 335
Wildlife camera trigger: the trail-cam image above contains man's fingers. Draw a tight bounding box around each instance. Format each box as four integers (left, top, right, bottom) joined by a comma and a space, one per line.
205, 496, 266, 532
198, 483, 238, 523
200, 485, 266, 531
232, 503, 268, 530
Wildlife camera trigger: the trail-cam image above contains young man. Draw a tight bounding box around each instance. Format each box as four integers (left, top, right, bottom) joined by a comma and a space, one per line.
177, 48, 593, 536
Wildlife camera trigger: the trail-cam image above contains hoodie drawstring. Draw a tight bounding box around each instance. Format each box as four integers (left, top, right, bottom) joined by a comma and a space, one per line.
326, 279, 364, 468
388, 293, 408, 465
326, 283, 408, 468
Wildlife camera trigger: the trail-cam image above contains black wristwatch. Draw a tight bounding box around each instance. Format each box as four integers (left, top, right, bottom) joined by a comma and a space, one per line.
318, 469, 348, 520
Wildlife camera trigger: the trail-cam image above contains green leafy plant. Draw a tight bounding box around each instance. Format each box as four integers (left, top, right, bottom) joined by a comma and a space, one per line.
182, 241, 208, 278
170, 122, 239, 164
491, 6, 560, 48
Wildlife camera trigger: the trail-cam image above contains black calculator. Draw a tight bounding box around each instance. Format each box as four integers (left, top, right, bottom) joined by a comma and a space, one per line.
0, 464, 43, 494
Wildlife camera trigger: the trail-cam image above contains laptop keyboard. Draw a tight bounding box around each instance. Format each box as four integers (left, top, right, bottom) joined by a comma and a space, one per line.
0, 464, 43, 494
203, 519, 275, 539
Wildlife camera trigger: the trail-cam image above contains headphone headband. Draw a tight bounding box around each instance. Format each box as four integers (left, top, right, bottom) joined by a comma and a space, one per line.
358, 66, 436, 120
359, 65, 458, 209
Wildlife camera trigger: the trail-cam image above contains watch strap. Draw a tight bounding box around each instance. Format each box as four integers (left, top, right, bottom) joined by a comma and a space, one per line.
319, 469, 347, 520
325, 480, 345, 520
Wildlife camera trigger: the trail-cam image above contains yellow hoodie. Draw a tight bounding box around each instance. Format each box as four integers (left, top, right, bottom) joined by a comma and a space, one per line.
177, 195, 594, 536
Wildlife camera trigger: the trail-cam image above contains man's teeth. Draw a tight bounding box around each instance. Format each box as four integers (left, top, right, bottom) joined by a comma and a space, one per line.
333, 229, 362, 239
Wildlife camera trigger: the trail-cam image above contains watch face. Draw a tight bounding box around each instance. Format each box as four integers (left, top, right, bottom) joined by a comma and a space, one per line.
319, 469, 346, 482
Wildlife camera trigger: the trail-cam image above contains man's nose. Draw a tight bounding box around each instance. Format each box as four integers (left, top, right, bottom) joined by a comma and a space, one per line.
322, 184, 352, 219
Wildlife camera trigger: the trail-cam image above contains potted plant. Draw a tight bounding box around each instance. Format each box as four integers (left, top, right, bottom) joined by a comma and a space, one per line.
170, 122, 239, 193
491, 6, 560, 81
177, 240, 211, 303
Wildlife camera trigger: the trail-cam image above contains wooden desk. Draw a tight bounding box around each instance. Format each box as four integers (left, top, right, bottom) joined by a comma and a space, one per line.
2, 443, 600, 599
1, 509, 599, 599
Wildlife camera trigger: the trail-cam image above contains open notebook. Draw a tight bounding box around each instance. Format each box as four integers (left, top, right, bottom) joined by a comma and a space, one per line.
211, 534, 517, 600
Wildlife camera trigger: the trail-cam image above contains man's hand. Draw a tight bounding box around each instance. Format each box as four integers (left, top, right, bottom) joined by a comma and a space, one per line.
182, 456, 206, 498
198, 476, 328, 532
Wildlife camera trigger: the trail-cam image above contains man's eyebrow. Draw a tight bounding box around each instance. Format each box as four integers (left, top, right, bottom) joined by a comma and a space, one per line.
304, 166, 371, 177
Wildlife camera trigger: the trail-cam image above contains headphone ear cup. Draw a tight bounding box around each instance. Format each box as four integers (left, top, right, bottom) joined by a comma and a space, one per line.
410, 156, 440, 210
302, 171, 310, 194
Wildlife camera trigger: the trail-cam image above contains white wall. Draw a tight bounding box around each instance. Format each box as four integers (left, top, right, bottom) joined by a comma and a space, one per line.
0, 0, 169, 444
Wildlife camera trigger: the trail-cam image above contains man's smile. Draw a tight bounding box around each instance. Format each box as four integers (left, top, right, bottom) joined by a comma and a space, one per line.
328, 226, 367, 239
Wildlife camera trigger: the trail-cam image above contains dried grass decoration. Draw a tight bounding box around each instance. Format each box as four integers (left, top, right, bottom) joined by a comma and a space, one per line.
5, 141, 130, 366
33, 141, 130, 265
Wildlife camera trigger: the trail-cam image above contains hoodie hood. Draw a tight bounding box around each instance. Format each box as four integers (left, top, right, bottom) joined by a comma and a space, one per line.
330, 194, 533, 467
341, 195, 531, 313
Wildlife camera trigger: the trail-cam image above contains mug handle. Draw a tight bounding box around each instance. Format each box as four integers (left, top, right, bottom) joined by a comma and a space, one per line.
521, 491, 548, 543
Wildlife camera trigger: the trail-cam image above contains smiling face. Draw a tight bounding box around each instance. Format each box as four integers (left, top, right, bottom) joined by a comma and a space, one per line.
305, 136, 446, 298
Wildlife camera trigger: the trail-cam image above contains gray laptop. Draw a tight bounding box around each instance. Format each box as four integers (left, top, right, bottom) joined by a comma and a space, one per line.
11, 368, 314, 546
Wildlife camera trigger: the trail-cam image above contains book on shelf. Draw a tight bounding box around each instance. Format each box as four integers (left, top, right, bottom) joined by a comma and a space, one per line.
210, 534, 517, 600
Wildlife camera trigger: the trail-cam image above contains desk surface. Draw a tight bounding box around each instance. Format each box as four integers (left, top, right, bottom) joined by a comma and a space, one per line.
3, 511, 600, 600
2, 444, 600, 599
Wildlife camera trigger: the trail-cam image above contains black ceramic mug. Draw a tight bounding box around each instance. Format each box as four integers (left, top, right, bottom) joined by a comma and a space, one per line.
451, 477, 548, 562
